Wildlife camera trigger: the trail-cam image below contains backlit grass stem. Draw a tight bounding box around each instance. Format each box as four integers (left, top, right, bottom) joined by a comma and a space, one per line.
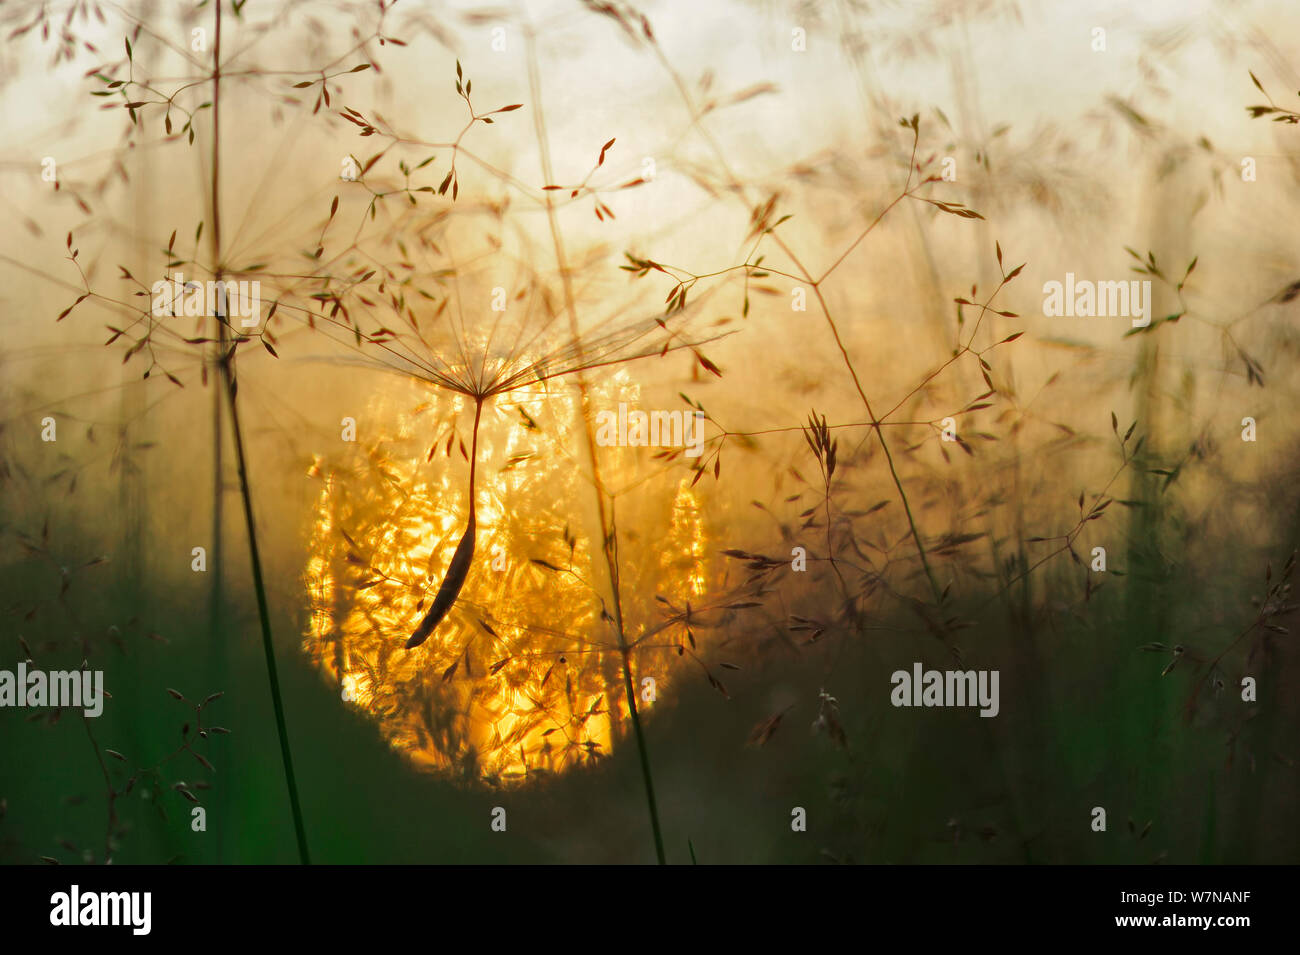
210, 0, 310, 865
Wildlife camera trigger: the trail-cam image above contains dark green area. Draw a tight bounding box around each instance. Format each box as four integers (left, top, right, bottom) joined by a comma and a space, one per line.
2, 505, 1295, 864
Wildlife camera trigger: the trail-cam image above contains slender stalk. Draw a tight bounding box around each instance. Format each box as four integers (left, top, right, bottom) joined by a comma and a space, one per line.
806, 270, 944, 607
468, 397, 482, 515
207, 326, 226, 862
205, 0, 231, 868
525, 28, 666, 864
209, 0, 310, 865
646, 48, 944, 608
218, 358, 311, 864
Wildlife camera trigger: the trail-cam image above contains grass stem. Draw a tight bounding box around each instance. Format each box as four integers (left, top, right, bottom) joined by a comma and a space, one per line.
525, 26, 666, 863
210, 0, 310, 865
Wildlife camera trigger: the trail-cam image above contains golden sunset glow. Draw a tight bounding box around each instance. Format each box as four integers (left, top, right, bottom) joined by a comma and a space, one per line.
304, 382, 716, 781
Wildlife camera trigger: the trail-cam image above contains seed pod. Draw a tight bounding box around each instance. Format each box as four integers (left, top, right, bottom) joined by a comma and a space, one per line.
407, 513, 476, 649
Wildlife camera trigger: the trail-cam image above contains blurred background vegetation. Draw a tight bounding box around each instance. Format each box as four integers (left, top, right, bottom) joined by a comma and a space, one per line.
1, 0, 1298, 863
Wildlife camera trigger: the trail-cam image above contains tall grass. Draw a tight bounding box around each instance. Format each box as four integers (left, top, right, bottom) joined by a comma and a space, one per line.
1, 0, 1298, 865
205, 0, 311, 865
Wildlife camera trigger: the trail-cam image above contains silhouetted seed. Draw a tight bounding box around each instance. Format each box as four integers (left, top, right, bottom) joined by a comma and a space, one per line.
407, 513, 476, 649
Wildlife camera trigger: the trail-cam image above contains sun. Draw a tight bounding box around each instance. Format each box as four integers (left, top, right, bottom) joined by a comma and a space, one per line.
303, 380, 716, 781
